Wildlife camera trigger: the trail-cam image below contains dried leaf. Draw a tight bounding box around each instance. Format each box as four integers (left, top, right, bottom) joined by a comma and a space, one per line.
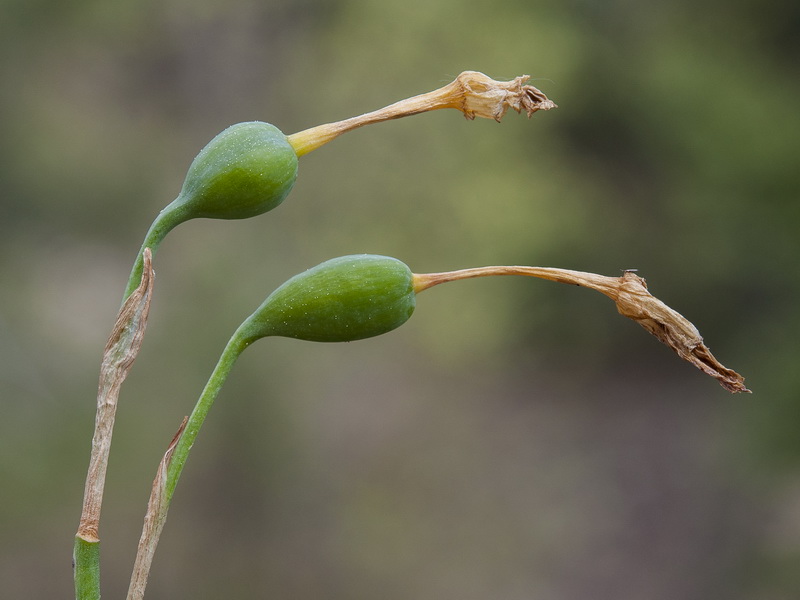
77, 248, 155, 541
126, 417, 187, 600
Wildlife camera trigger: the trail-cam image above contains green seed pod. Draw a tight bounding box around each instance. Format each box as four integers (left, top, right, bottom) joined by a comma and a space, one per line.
123, 122, 299, 300
239, 255, 416, 343
173, 121, 298, 221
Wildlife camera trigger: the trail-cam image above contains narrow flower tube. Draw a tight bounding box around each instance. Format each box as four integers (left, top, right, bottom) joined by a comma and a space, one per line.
286, 71, 556, 157
413, 265, 749, 393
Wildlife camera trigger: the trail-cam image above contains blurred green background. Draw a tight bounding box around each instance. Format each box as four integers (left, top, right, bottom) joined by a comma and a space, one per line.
1, 0, 799, 597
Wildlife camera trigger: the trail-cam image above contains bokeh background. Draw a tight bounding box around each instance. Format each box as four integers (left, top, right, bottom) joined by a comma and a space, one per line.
2, 0, 799, 598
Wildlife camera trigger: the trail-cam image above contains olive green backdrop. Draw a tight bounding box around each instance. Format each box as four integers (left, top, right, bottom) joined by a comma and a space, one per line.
1, 0, 798, 597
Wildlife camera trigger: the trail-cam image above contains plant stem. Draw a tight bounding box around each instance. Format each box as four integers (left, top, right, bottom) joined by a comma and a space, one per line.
126, 328, 251, 600
75, 202, 181, 599
166, 331, 249, 501
412, 265, 621, 295
75, 250, 155, 600
122, 199, 188, 302
73, 535, 101, 600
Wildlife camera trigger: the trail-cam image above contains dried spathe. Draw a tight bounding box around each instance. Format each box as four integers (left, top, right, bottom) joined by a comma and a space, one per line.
610, 271, 748, 393
414, 265, 748, 393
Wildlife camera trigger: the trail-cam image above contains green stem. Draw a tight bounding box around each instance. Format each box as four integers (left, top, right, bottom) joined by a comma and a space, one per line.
75, 199, 182, 599
122, 198, 189, 302
126, 327, 254, 600
74, 536, 101, 600
75, 250, 155, 600
165, 328, 250, 502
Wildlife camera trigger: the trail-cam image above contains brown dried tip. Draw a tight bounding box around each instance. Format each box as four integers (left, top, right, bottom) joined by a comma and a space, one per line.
127, 416, 187, 600
414, 266, 748, 393
609, 272, 749, 393
452, 71, 558, 121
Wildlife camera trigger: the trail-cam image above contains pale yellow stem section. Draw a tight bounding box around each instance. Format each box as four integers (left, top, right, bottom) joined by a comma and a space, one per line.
413, 266, 749, 394
287, 71, 556, 157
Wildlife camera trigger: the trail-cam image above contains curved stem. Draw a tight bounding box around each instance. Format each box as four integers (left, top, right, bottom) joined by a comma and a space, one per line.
126, 328, 252, 600
76, 200, 185, 599
413, 265, 621, 299
165, 330, 250, 501
122, 198, 189, 302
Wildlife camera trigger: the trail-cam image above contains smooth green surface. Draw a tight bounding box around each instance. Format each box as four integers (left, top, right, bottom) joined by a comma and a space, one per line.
164, 333, 247, 505
175, 121, 298, 221
120, 121, 298, 300
73, 537, 100, 600
121, 205, 187, 300
241, 255, 416, 343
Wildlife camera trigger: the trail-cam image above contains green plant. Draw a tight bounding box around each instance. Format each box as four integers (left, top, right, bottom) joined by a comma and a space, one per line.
73, 72, 747, 600
122, 122, 299, 300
